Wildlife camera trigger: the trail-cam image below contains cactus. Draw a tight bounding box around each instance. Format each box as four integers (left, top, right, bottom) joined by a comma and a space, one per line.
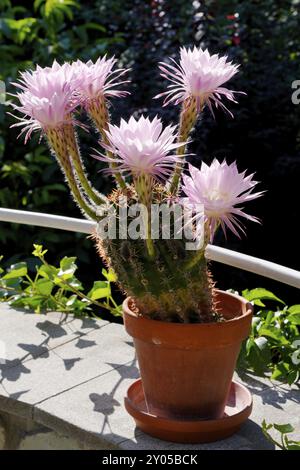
11, 50, 258, 324
93, 188, 216, 323
99, 236, 215, 323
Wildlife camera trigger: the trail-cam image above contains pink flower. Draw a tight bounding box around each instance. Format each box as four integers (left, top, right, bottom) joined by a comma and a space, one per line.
10, 60, 79, 142
70, 56, 130, 105
155, 46, 242, 116
94, 115, 185, 180
181, 159, 263, 239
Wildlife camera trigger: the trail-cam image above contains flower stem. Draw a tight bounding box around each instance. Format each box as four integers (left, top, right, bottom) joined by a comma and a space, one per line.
64, 124, 106, 206
134, 174, 155, 258
47, 128, 98, 221
170, 97, 198, 195
88, 98, 127, 190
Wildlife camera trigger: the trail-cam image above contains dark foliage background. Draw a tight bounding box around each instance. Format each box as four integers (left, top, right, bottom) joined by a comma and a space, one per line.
0, 0, 299, 304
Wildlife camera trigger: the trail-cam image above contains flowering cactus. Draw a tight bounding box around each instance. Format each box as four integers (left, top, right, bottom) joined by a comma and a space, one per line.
10, 47, 262, 323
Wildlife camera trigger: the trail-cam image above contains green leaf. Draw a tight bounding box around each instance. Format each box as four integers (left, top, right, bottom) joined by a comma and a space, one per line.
2, 262, 27, 279
3, 18, 39, 44
102, 268, 117, 282
32, 244, 48, 257
271, 362, 291, 381
83, 22, 106, 33
274, 423, 294, 434
35, 278, 53, 296
12, 295, 45, 310
287, 369, 299, 385
57, 256, 77, 279
261, 419, 272, 431
286, 444, 300, 450
288, 305, 300, 315
38, 264, 58, 280
258, 325, 289, 344
287, 312, 300, 325
245, 337, 270, 374
65, 294, 77, 307
88, 281, 111, 300
242, 288, 285, 306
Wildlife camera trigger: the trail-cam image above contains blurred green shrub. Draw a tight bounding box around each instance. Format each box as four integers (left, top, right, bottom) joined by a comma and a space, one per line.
238, 288, 300, 385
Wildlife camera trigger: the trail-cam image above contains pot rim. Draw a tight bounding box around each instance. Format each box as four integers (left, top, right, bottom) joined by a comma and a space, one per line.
123, 289, 253, 349
122, 289, 253, 328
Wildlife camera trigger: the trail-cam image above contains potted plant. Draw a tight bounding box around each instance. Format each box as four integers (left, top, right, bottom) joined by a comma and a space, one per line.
10, 46, 263, 443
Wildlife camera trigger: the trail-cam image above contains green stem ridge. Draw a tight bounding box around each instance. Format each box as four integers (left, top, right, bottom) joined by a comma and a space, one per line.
99, 235, 214, 323
47, 128, 98, 221
170, 97, 198, 195
64, 124, 106, 206
134, 174, 155, 258
88, 98, 127, 190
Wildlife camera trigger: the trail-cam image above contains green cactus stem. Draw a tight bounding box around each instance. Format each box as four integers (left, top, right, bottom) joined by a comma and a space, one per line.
64, 123, 106, 206
98, 235, 215, 323
88, 98, 127, 191
134, 173, 155, 258
47, 128, 98, 221
170, 97, 198, 195
94, 191, 216, 323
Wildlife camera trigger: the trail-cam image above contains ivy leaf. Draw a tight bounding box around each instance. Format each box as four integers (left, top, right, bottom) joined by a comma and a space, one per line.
32, 244, 48, 257
65, 294, 77, 307
57, 256, 77, 280
258, 325, 289, 345
242, 288, 285, 307
261, 419, 272, 431
2, 262, 27, 280
287, 306, 300, 325
271, 362, 291, 381
38, 264, 58, 280
12, 295, 45, 310
88, 281, 111, 300
245, 337, 270, 375
102, 268, 117, 282
286, 443, 300, 450
35, 278, 53, 296
274, 423, 294, 434
288, 305, 300, 315
288, 313, 300, 325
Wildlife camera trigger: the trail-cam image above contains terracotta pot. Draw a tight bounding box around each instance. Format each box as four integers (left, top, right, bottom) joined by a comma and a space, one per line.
123, 289, 253, 420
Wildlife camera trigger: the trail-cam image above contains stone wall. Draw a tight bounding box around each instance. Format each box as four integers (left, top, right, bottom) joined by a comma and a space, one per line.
0, 410, 82, 450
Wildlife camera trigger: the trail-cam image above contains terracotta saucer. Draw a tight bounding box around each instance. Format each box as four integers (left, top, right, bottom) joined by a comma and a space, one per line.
124, 379, 252, 444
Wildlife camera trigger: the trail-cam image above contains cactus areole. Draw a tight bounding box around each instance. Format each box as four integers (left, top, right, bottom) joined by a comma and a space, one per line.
11, 47, 262, 440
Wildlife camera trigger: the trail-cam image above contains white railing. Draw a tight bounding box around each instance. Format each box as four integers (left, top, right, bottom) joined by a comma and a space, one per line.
1, 207, 300, 289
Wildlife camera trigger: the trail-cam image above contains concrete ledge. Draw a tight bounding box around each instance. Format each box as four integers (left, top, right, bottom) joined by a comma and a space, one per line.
0, 304, 299, 450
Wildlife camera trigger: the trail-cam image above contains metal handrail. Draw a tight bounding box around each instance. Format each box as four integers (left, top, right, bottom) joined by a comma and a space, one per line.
1, 207, 299, 289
